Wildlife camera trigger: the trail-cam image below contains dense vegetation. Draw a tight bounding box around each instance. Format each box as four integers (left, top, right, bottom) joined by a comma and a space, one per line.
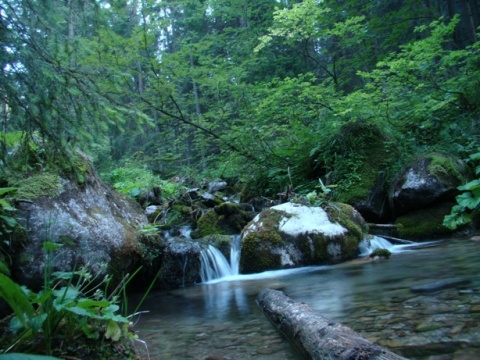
0, 0, 479, 357
0, 0, 478, 192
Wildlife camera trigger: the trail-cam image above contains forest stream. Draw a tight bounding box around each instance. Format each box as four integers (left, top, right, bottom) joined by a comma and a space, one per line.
130, 238, 480, 360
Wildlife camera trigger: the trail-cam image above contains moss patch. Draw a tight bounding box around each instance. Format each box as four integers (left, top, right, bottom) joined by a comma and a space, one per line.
324, 202, 367, 258
325, 121, 395, 205
240, 209, 288, 273
395, 202, 455, 240
12, 172, 63, 200
427, 152, 471, 186
194, 210, 228, 238
370, 248, 392, 259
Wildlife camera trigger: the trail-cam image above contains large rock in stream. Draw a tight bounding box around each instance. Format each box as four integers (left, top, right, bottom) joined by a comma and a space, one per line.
12, 170, 148, 290
240, 202, 367, 273
389, 153, 471, 216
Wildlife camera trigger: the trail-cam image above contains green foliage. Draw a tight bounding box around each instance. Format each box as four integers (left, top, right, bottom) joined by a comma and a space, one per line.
2, 0, 479, 231
0, 187, 18, 236
443, 151, 480, 230
102, 165, 185, 201
0, 242, 137, 357
103, 166, 160, 198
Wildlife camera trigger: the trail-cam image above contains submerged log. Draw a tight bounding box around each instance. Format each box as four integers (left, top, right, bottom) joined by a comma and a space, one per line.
256, 289, 407, 360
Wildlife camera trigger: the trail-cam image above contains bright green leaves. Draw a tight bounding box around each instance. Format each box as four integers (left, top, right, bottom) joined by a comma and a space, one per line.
444, 151, 480, 230
0, 242, 132, 355
102, 165, 186, 201
456, 188, 480, 209
104, 320, 123, 342
0, 273, 36, 330
256, 0, 332, 51
0, 187, 17, 236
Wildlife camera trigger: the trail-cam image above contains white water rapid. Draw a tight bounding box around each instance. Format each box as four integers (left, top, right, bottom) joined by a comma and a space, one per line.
357, 235, 421, 256
200, 234, 426, 284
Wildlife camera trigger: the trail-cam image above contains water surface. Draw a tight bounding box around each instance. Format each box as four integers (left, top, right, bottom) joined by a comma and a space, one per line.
131, 238, 480, 359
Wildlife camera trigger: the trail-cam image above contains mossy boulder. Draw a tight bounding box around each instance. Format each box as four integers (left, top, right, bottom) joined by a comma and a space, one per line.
155, 238, 202, 290
11, 162, 148, 290
320, 121, 397, 222
191, 202, 255, 239
240, 202, 367, 274
394, 202, 455, 240
390, 153, 471, 216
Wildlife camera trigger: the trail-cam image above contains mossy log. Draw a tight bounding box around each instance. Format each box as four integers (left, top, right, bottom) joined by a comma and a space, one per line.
256, 289, 407, 360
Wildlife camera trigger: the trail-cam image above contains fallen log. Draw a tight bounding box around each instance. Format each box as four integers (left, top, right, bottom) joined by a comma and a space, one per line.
256, 288, 407, 360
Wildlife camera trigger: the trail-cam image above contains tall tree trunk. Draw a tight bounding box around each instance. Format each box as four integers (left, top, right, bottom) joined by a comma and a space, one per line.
462, 0, 478, 42
189, 53, 203, 169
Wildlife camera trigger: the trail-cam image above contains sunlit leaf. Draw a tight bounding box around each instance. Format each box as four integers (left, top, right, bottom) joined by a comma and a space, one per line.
104, 320, 122, 341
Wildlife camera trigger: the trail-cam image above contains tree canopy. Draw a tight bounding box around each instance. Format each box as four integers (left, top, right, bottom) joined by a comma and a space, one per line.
0, 0, 479, 196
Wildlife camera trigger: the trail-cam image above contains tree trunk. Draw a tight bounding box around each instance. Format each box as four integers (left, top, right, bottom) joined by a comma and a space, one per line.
256, 289, 408, 360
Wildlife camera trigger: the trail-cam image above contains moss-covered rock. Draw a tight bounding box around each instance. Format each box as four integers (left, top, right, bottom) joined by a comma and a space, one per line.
12, 172, 63, 200
390, 153, 471, 216
240, 202, 367, 274
394, 202, 455, 240
155, 237, 202, 290
11, 159, 148, 291
191, 202, 255, 239
192, 209, 227, 239
318, 121, 397, 223
369, 248, 392, 259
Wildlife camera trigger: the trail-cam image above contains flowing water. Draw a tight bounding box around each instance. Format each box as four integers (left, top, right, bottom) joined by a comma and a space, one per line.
131, 237, 480, 360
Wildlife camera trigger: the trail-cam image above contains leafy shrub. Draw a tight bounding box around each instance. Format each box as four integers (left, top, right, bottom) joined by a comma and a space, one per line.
443, 150, 480, 230
0, 188, 17, 237
102, 166, 185, 201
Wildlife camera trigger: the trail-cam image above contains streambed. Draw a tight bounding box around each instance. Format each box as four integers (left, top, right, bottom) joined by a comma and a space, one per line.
131, 238, 480, 359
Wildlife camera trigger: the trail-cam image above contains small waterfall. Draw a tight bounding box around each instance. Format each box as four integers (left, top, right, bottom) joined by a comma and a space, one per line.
358, 235, 394, 256
230, 235, 241, 275
200, 235, 241, 283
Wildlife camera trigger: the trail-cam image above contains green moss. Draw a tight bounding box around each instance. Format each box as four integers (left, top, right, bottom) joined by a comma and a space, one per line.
342, 234, 362, 258
328, 121, 394, 205
395, 203, 455, 240
193, 203, 253, 238
214, 202, 240, 215
241, 230, 283, 273
427, 153, 470, 185
295, 232, 329, 263
13, 172, 63, 200
325, 202, 366, 239
195, 210, 228, 238
173, 204, 191, 216
240, 209, 289, 273
370, 248, 391, 259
